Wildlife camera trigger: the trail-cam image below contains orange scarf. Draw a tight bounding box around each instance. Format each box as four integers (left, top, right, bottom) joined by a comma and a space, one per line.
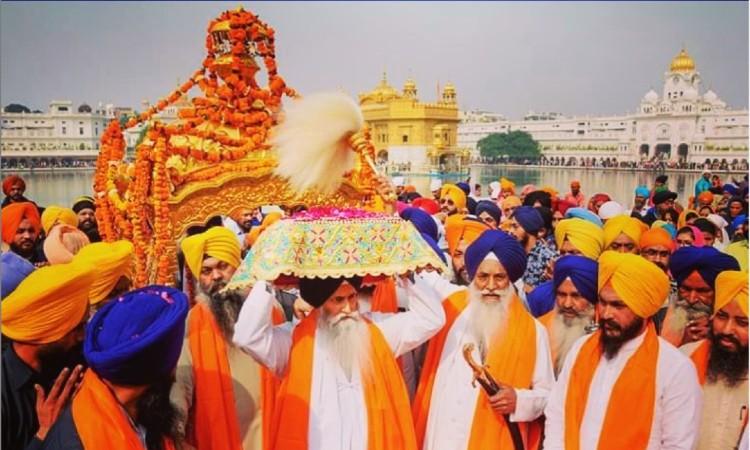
187, 301, 284, 450
564, 324, 658, 450
370, 278, 398, 313
412, 290, 540, 450
270, 309, 417, 450
71, 370, 176, 450
688, 339, 711, 386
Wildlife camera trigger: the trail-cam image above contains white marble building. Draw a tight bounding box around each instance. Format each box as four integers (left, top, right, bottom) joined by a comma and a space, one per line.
458, 49, 749, 164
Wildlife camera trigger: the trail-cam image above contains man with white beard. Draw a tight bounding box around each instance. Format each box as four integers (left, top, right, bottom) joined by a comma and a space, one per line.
536, 255, 598, 376
413, 230, 554, 450
233, 274, 446, 450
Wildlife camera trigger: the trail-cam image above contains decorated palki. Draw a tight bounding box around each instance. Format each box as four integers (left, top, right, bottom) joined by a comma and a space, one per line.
93, 6, 386, 287
225, 207, 447, 290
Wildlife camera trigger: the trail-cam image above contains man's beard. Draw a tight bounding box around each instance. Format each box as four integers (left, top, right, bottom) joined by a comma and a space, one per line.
465, 283, 513, 362
239, 220, 254, 233
707, 328, 749, 387
662, 297, 712, 340
198, 279, 228, 299
79, 218, 97, 232
599, 316, 645, 360
36, 342, 86, 386
209, 289, 244, 342
453, 267, 470, 286
136, 375, 179, 450
550, 304, 594, 375
318, 309, 370, 380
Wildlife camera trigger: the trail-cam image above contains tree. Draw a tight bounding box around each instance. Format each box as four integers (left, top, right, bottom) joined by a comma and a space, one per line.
477, 131, 541, 161
4, 103, 31, 113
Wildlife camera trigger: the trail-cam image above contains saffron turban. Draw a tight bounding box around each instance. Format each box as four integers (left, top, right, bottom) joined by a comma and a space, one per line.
401, 207, 438, 242
299, 276, 362, 308
603, 215, 648, 249
634, 186, 650, 198
598, 251, 669, 318
72, 196, 96, 213
501, 195, 522, 210
43, 224, 90, 265
597, 201, 625, 220
677, 209, 698, 229
697, 191, 714, 205
571, 180, 581, 188
2, 202, 40, 244
445, 215, 490, 257
440, 184, 467, 211
1, 251, 34, 298
554, 218, 604, 260
465, 230, 527, 282
512, 206, 544, 234
246, 212, 283, 248
527, 281, 555, 317
2, 259, 95, 344
404, 185, 417, 194
412, 197, 440, 215
85, 285, 188, 385
565, 207, 603, 227
500, 177, 515, 193
2, 175, 25, 196
74, 240, 134, 305
181, 226, 242, 277
475, 201, 501, 225
669, 246, 740, 288
554, 255, 598, 305
639, 227, 675, 252
41, 205, 78, 235
714, 271, 748, 316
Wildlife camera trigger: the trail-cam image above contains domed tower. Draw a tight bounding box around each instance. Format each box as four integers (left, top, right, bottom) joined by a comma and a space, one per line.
663, 47, 701, 103
78, 103, 92, 113
441, 82, 456, 104
403, 77, 417, 99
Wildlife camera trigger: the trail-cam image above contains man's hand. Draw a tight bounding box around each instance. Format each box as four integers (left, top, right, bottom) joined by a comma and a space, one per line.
292, 296, 313, 320
488, 383, 517, 416
683, 316, 710, 344
35, 365, 84, 440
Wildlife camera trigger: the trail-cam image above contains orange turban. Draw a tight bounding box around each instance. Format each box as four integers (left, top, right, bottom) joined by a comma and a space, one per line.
598, 251, 669, 318
43, 224, 90, 264
2, 202, 41, 244
501, 196, 522, 209
440, 184, 467, 211
2, 174, 25, 196
245, 212, 283, 248
181, 226, 241, 277
41, 205, 78, 235
74, 240, 134, 304
603, 215, 648, 249
639, 227, 675, 252
697, 191, 714, 206
404, 185, 417, 194
714, 271, 748, 316
2, 259, 95, 344
444, 215, 490, 256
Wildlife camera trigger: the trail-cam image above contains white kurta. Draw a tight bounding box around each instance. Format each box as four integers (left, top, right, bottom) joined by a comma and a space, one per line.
543, 331, 703, 450
422, 303, 554, 450
233, 277, 446, 450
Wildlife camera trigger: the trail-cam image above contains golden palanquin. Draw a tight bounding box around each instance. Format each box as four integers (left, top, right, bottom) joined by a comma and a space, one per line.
93, 7, 381, 287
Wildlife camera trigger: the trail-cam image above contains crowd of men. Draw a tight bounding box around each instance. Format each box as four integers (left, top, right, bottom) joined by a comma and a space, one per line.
1, 170, 748, 450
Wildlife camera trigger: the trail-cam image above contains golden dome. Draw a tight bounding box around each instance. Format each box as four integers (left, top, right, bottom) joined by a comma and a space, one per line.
404, 78, 417, 91
670, 48, 695, 73
443, 82, 456, 93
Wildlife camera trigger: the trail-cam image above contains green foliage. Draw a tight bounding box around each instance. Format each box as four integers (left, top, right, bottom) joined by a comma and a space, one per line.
477, 131, 541, 160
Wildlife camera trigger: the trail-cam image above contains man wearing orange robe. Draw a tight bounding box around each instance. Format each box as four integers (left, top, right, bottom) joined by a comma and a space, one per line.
543, 252, 702, 450
413, 230, 553, 450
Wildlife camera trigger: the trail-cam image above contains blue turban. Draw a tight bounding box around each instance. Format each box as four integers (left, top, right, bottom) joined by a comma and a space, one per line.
553, 255, 598, 305
668, 246, 741, 288
456, 182, 471, 195
420, 232, 447, 264
465, 230, 527, 282
512, 206, 544, 234
730, 214, 748, 236
723, 184, 739, 196
635, 186, 650, 198
660, 222, 677, 239
565, 207, 603, 227
401, 207, 438, 242
1, 252, 35, 298
527, 281, 555, 317
85, 285, 188, 385
475, 200, 501, 225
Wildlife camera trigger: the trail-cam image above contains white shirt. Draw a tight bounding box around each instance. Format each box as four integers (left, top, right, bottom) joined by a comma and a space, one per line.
422, 303, 554, 450
233, 277, 446, 450
544, 331, 703, 450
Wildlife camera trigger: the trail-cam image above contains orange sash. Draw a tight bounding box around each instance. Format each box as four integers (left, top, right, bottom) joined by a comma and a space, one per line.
412, 290, 540, 450
564, 323, 659, 450
688, 339, 711, 386
187, 301, 284, 450
71, 369, 176, 450
270, 309, 417, 450
370, 278, 398, 313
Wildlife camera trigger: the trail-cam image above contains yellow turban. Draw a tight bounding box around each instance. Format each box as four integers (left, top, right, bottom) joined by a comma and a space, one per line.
603, 215, 648, 249
554, 218, 604, 260
41, 205, 79, 235
500, 177, 515, 193
714, 271, 748, 316
501, 195, 522, 210
445, 215, 490, 256
74, 240, 134, 304
1, 260, 95, 344
598, 251, 669, 318
180, 226, 241, 278
245, 212, 283, 248
440, 184, 467, 211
